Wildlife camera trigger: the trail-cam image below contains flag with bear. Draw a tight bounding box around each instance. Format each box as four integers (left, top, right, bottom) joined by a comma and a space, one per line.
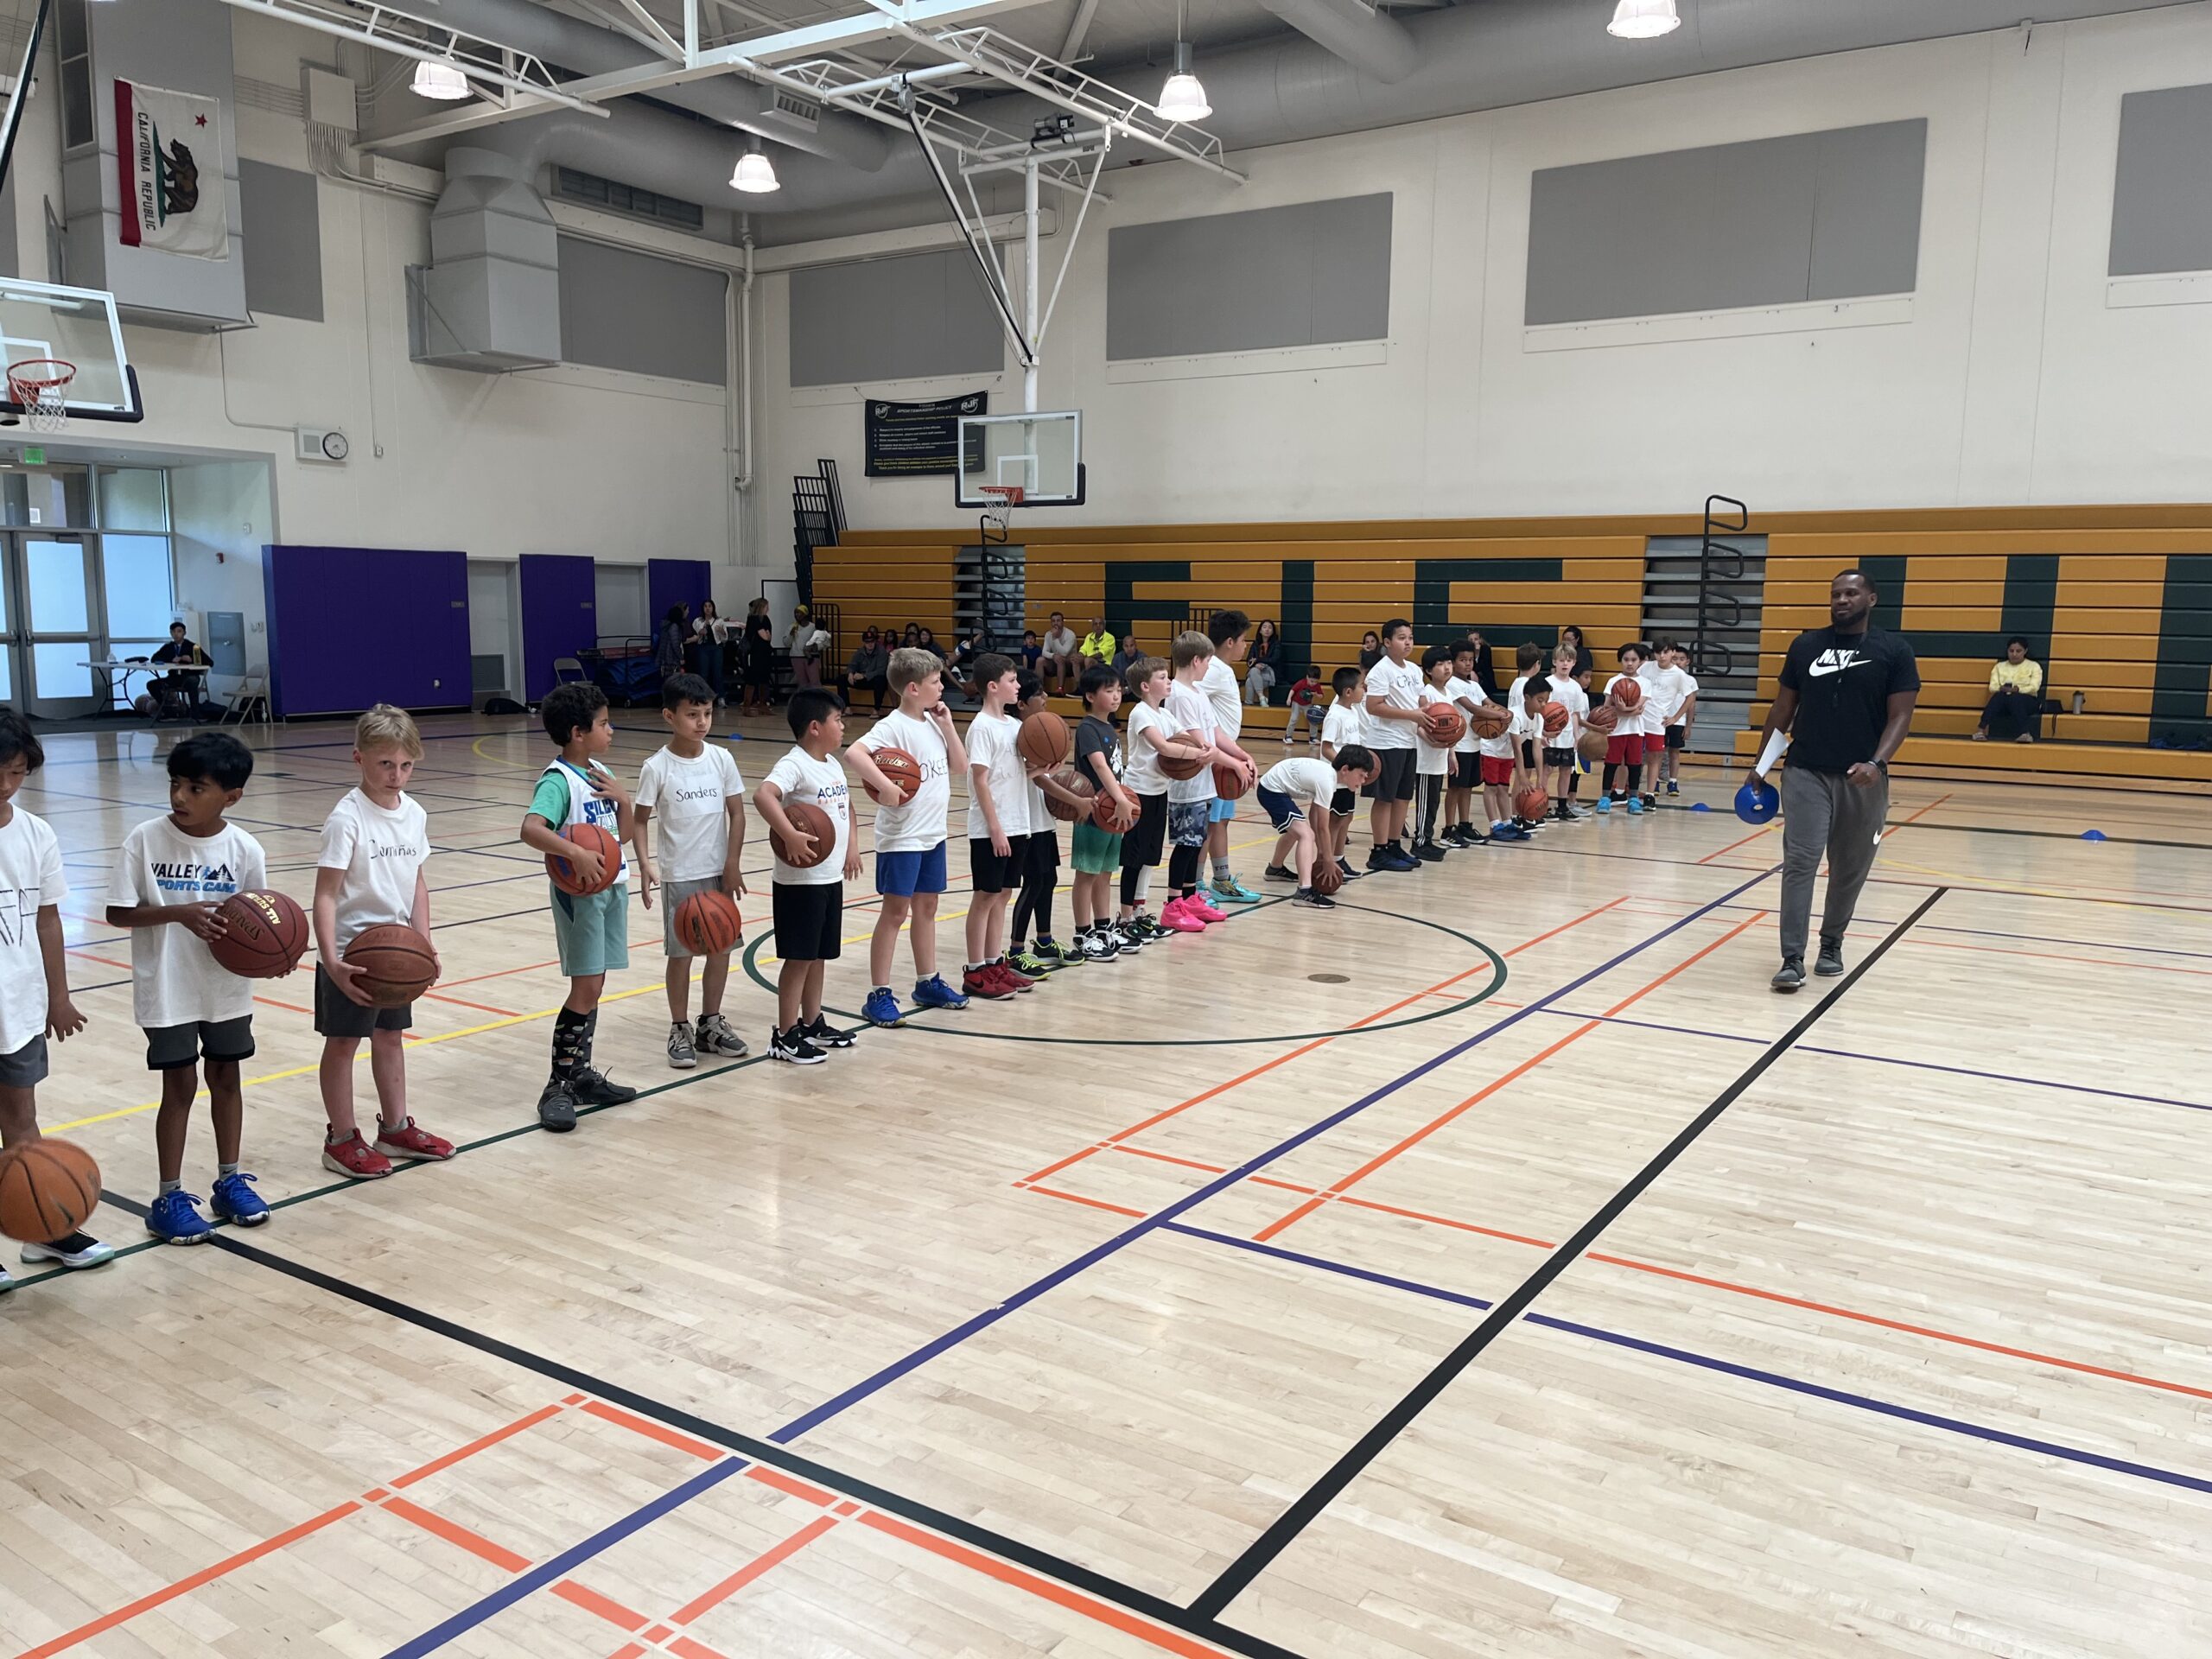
114, 79, 228, 259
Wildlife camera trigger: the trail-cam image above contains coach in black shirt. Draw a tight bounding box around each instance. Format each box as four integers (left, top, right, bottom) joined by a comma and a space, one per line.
1751, 569, 1919, 992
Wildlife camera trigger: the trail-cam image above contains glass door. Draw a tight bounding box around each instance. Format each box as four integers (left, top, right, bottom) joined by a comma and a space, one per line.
1, 532, 103, 718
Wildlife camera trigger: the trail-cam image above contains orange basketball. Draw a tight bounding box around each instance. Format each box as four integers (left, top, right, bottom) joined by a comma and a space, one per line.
1516, 785, 1549, 820
1421, 705, 1466, 747
1576, 728, 1610, 762
1470, 702, 1511, 739
1585, 701, 1619, 733
772, 800, 836, 868
1045, 769, 1093, 823
208, 889, 309, 978
1541, 703, 1570, 737
1311, 855, 1344, 897
1611, 678, 1643, 712
872, 747, 922, 804
343, 924, 439, 1008
1211, 760, 1250, 801
1090, 787, 1139, 832
0, 1139, 101, 1243
1159, 742, 1208, 781
1016, 711, 1070, 771
547, 823, 620, 896
675, 889, 743, 956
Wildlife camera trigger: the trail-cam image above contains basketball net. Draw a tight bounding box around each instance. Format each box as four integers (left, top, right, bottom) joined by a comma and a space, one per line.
978, 483, 1023, 543
8, 359, 73, 432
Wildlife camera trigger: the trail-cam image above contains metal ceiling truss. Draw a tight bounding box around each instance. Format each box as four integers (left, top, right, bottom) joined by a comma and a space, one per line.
214, 0, 607, 114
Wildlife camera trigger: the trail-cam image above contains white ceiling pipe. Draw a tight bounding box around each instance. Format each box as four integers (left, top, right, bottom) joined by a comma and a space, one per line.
1255, 0, 1418, 84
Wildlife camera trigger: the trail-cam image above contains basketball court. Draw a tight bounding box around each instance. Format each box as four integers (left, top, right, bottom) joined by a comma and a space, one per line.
4, 0, 2212, 1654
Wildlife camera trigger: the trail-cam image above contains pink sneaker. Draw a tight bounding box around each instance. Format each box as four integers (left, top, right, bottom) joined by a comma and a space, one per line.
1160, 899, 1206, 933
1185, 894, 1228, 924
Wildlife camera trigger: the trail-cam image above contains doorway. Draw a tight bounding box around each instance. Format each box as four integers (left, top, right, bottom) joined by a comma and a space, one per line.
0, 531, 102, 718
467, 558, 523, 708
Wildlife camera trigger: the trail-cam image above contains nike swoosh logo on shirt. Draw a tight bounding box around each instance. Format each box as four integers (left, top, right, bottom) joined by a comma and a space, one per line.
1806, 652, 1869, 677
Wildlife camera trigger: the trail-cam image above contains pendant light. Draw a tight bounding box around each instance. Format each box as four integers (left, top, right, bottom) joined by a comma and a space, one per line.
1606, 0, 1681, 39
411, 57, 471, 99
730, 137, 780, 193
1155, 1, 1211, 123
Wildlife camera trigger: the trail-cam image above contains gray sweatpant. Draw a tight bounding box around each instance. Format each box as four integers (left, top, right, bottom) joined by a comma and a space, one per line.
1778, 765, 1889, 964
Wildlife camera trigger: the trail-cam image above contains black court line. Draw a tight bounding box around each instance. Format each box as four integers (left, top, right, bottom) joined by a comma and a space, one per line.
1187, 885, 1948, 1623
87, 1187, 1308, 1659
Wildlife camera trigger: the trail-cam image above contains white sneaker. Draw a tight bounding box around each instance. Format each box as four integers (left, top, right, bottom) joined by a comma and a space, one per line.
1081, 931, 1116, 962
0, 1263, 13, 1293
667, 1020, 697, 1070
19, 1232, 116, 1269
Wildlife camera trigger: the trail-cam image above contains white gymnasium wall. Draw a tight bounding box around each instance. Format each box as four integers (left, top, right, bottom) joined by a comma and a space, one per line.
748, 4, 2212, 543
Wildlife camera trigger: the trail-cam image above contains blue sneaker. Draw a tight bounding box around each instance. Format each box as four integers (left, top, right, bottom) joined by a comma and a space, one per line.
146, 1190, 213, 1245
1209, 875, 1263, 905
1626, 797, 1645, 815
211, 1171, 270, 1227
1594, 797, 1612, 814
912, 975, 969, 1011
862, 987, 906, 1028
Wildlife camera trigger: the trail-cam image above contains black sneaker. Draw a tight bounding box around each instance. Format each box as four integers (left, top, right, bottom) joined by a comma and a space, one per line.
806, 1014, 856, 1049
1337, 855, 1359, 880
1412, 841, 1447, 862
1291, 888, 1337, 908
1262, 863, 1297, 882
569, 1066, 639, 1108
537, 1078, 579, 1132
771, 1025, 828, 1065
1770, 958, 1806, 994
1815, 938, 1846, 977
1364, 846, 1397, 871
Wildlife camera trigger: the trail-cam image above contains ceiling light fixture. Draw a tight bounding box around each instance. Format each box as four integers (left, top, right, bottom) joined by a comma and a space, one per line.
410, 57, 471, 99
1155, 1, 1211, 124
731, 137, 779, 193
1606, 0, 1681, 39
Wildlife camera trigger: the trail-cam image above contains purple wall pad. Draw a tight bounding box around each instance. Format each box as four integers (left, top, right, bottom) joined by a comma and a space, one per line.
264, 546, 469, 719
648, 559, 714, 637
519, 554, 600, 702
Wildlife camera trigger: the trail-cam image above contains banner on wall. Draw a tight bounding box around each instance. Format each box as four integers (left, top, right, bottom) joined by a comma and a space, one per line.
864, 392, 987, 478
114, 79, 229, 259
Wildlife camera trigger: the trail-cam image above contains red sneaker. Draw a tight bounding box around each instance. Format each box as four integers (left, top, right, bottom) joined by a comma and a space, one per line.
1185, 894, 1228, 924
962, 966, 1015, 1001
321, 1130, 393, 1179
1160, 899, 1205, 933
375, 1117, 456, 1161
995, 961, 1036, 994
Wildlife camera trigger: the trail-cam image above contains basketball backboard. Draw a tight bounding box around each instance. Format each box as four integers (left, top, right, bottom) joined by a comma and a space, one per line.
954, 410, 1084, 507
0, 279, 143, 426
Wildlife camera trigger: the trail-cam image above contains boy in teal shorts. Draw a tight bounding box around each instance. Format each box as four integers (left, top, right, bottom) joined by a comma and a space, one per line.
519, 681, 640, 1131
1070, 664, 1137, 960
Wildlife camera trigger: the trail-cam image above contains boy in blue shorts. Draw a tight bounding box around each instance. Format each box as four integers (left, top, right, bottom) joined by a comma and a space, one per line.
1257, 744, 1374, 906
845, 645, 971, 1027
520, 682, 640, 1131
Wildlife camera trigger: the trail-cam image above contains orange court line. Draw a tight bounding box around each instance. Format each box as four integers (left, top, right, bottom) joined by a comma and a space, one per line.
1697, 824, 1774, 865
1252, 912, 1767, 1242
252, 995, 315, 1015
666, 1636, 735, 1659
669, 1515, 843, 1624
422, 989, 525, 1016
387, 1402, 567, 1490
581, 1399, 723, 1461
745, 1465, 838, 1507
1027, 1182, 1148, 1218
553, 1578, 652, 1631
1014, 898, 1625, 1189
378, 1495, 533, 1573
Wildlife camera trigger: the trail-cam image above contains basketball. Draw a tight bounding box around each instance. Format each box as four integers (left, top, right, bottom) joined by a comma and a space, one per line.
0, 1139, 102, 1244
1211, 759, 1250, 800
1160, 743, 1209, 781
1576, 728, 1610, 763
1586, 701, 1619, 733
1516, 784, 1549, 820
1542, 703, 1570, 737
343, 924, 439, 1008
772, 800, 836, 868
873, 747, 923, 804
1422, 705, 1466, 747
1311, 855, 1345, 897
547, 823, 620, 896
675, 889, 743, 956
1611, 678, 1643, 712
1091, 788, 1139, 832
207, 889, 308, 978
1016, 710, 1070, 771
1045, 769, 1094, 822
1470, 702, 1511, 739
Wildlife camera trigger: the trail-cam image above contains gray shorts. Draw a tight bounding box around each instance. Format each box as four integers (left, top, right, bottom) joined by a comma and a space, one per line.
146, 1015, 256, 1071
315, 963, 413, 1039
0, 1035, 48, 1088
662, 876, 740, 958
550, 881, 630, 978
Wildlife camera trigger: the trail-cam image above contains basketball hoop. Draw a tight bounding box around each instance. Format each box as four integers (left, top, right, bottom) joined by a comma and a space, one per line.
7, 359, 74, 432
978, 483, 1023, 542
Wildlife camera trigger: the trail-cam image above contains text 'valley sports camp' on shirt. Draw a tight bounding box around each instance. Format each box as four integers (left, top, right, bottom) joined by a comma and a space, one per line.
1777, 625, 1921, 773
108, 817, 269, 1029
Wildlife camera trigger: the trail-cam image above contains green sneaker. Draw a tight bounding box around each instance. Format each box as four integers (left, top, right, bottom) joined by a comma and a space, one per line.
1046, 937, 1085, 967
1007, 948, 1056, 977
1210, 874, 1264, 905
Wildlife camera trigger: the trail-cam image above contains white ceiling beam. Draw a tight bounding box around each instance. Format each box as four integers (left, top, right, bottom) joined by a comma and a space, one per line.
585, 0, 687, 60
208, 0, 604, 113
359, 87, 605, 153
1057, 0, 1100, 60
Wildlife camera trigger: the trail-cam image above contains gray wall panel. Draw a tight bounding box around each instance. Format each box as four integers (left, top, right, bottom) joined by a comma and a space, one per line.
788, 247, 1003, 387
557, 234, 727, 384
1107, 194, 1392, 360
241, 160, 323, 322
2111, 82, 2212, 276
1526, 119, 1924, 326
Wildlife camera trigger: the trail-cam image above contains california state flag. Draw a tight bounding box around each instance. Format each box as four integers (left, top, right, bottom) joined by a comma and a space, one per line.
114, 79, 229, 260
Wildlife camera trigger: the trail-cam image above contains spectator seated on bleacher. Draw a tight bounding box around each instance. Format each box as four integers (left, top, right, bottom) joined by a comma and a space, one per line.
1974, 636, 2044, 744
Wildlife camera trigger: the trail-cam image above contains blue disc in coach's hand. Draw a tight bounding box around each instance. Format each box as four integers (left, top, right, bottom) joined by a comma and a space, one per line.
1734, 778, 1779, 824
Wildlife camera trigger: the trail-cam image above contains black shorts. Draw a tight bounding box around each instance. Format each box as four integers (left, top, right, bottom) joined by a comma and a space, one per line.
1023, 826, 1059, 880
146, 1015, 256, 1071
1371, 748, 1417, 802
1451, 752, 1479, 789
969, 832, 1027, 894
314, 962, 413, 1039
772, 880, 843, 963
1542, 747, 1574, 770
1520, 738, 1538, 769
1665, 725, 1687, 751
1121, 791, 1169, 869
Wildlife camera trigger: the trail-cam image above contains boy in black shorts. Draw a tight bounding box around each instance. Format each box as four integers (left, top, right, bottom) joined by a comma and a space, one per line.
754, 688, 861, 1063
1007, 671, 1090, 976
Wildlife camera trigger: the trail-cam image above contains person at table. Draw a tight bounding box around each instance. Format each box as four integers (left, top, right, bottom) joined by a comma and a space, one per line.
145, 623, 210, 709
1973, 637, 2044, 743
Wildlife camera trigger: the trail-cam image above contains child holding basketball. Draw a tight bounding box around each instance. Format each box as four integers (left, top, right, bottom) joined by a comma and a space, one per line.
1319, 667, 1366, 880
846, 646, 970, 1027
1476, 679, 1531, 843
756, 687, 862, 1064
0, 711, 105, 1285
1116, 656, 1203, 939
633, 672, 749, 1071
313, 704, 454, 1179
1363, 619, 1423, 871
1657, 641, 1699, 798
958, 652, 1031, 1000
1007, 671, 1087, 978
520, 683, 640, 1131
1071, 664, 1136, 960
1258, 744, 1375, 906
1548, 645, 1591, 821
1443, 644, 1488, 846
1410, 647, 1457, 861
1599, 643, 1650, 814
106, 733, 271, 1243
1198, 610, 1262, 906
1166, 632, 1234, 929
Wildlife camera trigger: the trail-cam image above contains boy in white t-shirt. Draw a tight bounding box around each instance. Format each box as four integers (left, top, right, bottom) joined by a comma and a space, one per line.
960, 652, 1032, 1001
107, 732, 271, 1243
1637, 639, 1682, 810
847, 646, 971, 1028
1411, 647, 1458, 861
521, 683, 640, 1131
1656, 641, 1699, 800
0, 713, 105, 1286
1319, 667, 1367, 881
1362, 620, 1425, 871
1257, 746, 1375, 906
633, 672, 749, 1071
755, 687, 862, 1065
1007, 671, 1090, 978
1166, 632, 1236, 929
1118, 656, 1208, 937
1198, 610, 1262, 906
1477, 679, 1535, 843
314, 705, 456, 1177
1548, 645, 1592, 821
1443, 644, 1489, 847
1599, 643, 1653, 815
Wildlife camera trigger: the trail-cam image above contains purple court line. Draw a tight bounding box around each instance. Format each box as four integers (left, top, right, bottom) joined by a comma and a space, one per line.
1160, 1224, 2212, 1501
385, 868, 1779, 1656
1535, 1007, 2212, 1115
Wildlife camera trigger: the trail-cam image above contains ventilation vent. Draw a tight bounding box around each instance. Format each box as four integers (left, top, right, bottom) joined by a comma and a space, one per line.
770, 88, 821, 130
553, 167, 706, 230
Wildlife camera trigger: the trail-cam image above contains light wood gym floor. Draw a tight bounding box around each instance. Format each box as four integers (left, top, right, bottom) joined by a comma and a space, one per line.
3, 711, 2209, 1659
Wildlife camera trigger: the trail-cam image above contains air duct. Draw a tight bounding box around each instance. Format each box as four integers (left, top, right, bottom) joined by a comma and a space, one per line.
412, 147, 563, 372
1254, 0, 1417, 85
